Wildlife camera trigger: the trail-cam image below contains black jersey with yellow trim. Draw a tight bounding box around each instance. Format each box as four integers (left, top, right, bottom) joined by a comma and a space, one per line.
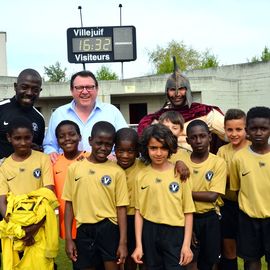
0, 96, 45, 158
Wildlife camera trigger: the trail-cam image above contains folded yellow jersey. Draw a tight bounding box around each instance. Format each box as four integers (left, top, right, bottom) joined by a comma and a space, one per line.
0, 188, 59, 270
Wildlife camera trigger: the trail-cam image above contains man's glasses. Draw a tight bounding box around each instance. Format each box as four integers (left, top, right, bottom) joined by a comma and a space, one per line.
73, 85, 96, 92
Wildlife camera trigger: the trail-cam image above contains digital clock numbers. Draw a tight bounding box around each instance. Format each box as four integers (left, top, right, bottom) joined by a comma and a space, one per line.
72, 37, 112, 53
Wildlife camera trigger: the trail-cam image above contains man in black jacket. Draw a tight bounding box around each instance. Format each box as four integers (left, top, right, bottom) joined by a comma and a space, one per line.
0, 68, 45, 159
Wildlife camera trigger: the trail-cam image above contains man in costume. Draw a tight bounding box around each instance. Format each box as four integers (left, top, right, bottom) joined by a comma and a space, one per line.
138, 57, 225, 153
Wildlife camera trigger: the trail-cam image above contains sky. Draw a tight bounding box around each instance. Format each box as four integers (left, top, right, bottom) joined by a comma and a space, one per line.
1, 0, 270, 79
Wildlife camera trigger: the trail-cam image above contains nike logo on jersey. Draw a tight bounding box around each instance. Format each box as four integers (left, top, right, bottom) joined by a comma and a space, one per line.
259, 162, 265, 167
3, 121, 8, 125
75, 177, 81, 181
141, 185, 149, 190
7, 176, 15, 181
89, 169, 95, 175
242, 171, 250, 176
155, 178, 162, 183
56, 171, 62, 174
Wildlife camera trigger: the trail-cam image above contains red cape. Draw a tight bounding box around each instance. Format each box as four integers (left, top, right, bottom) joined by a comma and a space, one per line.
137, 102, 224, 154
138, 102, 223, 136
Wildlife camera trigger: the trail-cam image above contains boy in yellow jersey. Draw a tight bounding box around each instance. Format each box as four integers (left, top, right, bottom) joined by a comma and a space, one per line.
182, 119, 226, 270
0, 117, 56, 268
62, 121, 129, 270
132, 124, 195, 270
230, 106, 270, 270
217, 109, 249, 270
115, 128, 145, 270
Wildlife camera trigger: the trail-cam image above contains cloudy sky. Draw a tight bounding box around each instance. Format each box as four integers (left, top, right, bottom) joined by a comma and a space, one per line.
1, 0, 270, 79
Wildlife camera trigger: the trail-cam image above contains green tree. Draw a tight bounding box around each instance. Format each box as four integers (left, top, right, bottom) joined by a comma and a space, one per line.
249, 46, 270, 63
199, 49, 219, 69
261, 46, 270, 61
95, 65, 118, 80
148, 40, 219, 74
250, 56, 260, 63
44, 61, 67, 82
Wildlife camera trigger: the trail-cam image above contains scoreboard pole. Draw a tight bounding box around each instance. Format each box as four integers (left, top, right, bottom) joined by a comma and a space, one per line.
78, 6, 86, 71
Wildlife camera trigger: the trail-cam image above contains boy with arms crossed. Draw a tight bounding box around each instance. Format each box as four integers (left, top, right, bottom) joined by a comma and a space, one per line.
217, 109, 249, 270
230, 106, 270, 270
182, 120, 226, 270
63, 121, 129, 270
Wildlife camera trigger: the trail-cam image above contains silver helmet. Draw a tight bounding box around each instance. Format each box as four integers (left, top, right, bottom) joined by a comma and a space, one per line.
165, 56, 192, 108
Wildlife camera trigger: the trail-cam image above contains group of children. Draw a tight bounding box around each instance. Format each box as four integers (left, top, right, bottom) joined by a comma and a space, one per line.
0, 105, 269, 270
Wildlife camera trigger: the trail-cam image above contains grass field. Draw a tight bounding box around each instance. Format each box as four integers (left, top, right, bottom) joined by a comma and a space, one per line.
55, 239, 72, 269
238, 258, 267, 270
55, 239, 268, 269
1, 240, 268, 269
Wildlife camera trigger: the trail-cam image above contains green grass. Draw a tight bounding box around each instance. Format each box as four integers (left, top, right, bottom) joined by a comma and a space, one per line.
55, 239, 72, 269
57, 245, 270, 269
239, 257, 267, 270
55, 240, 268, 269
1, 240, 268, 269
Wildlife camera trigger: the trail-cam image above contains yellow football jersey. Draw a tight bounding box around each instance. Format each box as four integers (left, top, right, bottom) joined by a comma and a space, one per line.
62, 159, 129, 226
135, 165, 195, 226
217, 143, 239, 202
125, 159, 146, 215
230, 147, 270, 218
169, 147, 191, 164
0, 150, 54, 195
181, 153, 226, 213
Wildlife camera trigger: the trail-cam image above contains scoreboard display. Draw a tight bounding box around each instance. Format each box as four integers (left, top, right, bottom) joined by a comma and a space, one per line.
67, 26, 136, 63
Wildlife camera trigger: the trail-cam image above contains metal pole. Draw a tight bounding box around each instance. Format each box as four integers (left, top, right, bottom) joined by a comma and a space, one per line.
119, 4, 122, 25
119, 4, 124, 79
78, 6, 86, 71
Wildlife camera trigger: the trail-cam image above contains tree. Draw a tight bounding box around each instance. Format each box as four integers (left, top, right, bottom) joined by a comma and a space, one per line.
44, 61, 67, 82
250, 56, 260, 63
95, 65, 118, 80
260, 46, 270, 61
148, 40, 219, 74
199, 49, 219, 69
249, 46, 270, 63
